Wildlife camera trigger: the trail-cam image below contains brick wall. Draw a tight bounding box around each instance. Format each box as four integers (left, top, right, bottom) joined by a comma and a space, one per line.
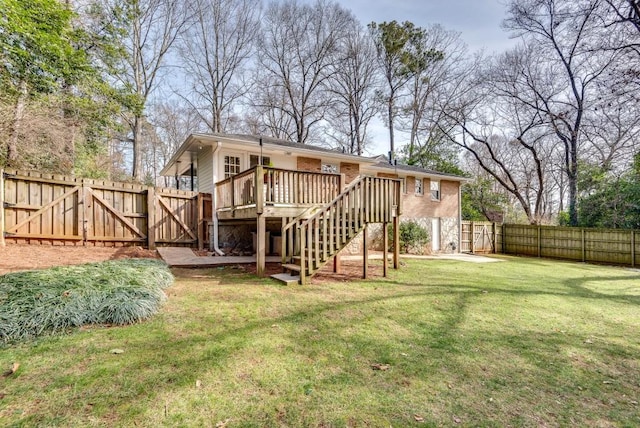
340, 162, 360, 184
297, 156, 322, 172
401, 179, 459, 219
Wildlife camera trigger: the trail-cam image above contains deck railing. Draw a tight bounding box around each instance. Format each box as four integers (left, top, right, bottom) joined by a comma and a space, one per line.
215, 166, 343, 213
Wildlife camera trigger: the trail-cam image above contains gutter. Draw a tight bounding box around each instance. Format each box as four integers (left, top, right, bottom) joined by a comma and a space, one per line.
211, 142, 224, 255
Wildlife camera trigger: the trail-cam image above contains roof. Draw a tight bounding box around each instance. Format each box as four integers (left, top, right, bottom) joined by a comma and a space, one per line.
160, 133, 378, 176
161, 133, 468, 182
369, 161, 468, 182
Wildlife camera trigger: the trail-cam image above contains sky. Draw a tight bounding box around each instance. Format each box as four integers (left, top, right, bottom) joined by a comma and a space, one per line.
328, 0, 518, 156
340, 0, 516, 54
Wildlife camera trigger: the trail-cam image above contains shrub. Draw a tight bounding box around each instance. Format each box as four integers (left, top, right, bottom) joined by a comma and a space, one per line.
388, 220, 430, 254
0, 259, 173, 344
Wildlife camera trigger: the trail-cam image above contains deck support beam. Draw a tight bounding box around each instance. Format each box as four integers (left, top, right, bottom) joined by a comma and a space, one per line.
363, 223, 368, 279
393, 216, 400, 269
333, 253, 341, 273
256, 214, 266, 277
383, 221, 388, 277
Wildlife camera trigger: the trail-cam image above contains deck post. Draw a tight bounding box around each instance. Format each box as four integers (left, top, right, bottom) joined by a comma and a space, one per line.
256, 166, 264, 214
0, 169, 5, 247
383, 221, 388, 277
333, 253, 341, 273
256, 213, 266, 277
393, 216, 400, 269
363, 223, 368, 279
197, 192, 204, 250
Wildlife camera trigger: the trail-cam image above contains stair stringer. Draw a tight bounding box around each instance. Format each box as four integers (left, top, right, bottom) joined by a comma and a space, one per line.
279, 176, 400, 285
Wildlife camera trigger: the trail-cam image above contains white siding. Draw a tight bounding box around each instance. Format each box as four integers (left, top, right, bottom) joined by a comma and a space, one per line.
198, 147, 213, 193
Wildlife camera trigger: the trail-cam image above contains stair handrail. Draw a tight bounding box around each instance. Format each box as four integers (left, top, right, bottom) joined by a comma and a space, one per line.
281, 205, 322, 264
298, 176, 365, 228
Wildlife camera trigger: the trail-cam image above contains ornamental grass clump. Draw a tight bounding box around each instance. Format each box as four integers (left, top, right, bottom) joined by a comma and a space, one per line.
0, 259, 173, 344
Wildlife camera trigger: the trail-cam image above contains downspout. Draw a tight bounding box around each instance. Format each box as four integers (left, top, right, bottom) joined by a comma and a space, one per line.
457, 181, 462, 254
211, 142, 224, 255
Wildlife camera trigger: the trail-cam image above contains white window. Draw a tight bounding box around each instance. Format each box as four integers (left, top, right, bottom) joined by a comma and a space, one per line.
415, 178, 423, 195
249, 154, 271, 168
431, 180, 440, 201
322, 163, 338, 173
224, 155, 241, 178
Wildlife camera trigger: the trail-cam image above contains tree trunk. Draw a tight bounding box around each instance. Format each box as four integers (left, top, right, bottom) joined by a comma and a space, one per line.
7, 81, 28, 167
132, 116, 144, 181
568, 167, 578, 226
387, 96, 395, 157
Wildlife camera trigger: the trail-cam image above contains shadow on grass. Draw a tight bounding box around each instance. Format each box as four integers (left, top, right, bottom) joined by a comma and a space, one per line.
7, 264, 640, 426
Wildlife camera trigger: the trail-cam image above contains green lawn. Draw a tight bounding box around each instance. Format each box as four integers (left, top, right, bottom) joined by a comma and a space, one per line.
1, 256, 639, 427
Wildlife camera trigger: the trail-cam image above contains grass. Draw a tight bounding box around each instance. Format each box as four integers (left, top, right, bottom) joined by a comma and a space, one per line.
0, 259, 173, 344
0, 256, 639, 426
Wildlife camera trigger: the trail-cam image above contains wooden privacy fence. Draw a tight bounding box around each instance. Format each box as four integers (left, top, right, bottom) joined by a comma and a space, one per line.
0, 169, 208, 249
461, 221, 503, 253
461, 220, 639, 267
502, 224, 638, 267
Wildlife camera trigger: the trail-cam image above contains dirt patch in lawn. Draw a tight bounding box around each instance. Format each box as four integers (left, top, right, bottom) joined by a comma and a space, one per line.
209, 260, 389, 284
0, 244, 159, 275
312, 260, 389, 284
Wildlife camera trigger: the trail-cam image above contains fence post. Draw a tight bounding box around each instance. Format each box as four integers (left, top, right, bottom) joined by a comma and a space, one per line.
492, 222, 497, 254
0, 169, 5, 247
470, 221, 475, 254
581, 228, 586, 262
631, 230, 635, 267
147, 187, 156, 250
537, 226, 541, 257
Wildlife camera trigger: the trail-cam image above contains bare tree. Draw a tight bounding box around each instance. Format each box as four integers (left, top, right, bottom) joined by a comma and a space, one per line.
503, 0, 619, 225
255, 0, 355, 144
325, 24, 380, 154
178, 0, 260, 133
95, 0, 187, 181
438, 47, 555, 224
400, 25, 465, 163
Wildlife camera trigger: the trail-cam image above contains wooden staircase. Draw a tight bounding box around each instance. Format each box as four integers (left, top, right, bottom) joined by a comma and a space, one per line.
272, 176, 401, 285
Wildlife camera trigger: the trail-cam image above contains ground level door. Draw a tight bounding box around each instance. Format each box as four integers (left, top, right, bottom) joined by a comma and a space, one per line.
432, 218, 440, 252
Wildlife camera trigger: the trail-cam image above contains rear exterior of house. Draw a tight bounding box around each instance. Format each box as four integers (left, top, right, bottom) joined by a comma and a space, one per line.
161, 133, 464, 283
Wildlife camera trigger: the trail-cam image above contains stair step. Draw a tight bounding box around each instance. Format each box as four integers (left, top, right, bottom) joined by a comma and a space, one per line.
271, 273, 300, 285
282, 263, 302, 272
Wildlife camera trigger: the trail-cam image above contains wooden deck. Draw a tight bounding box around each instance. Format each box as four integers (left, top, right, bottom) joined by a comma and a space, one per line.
215, 166, 344, 219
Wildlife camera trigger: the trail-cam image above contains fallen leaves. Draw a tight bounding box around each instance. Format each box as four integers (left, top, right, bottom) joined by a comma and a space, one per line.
3, 362, 19, 377
370, 363, 390, 371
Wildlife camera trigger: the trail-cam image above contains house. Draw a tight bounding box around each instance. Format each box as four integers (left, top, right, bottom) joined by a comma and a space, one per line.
161, 133, 466, 283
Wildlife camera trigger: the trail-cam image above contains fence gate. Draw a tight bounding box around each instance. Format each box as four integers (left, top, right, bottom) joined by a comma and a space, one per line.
1, 169, 201, 248
461, 221, 500, 254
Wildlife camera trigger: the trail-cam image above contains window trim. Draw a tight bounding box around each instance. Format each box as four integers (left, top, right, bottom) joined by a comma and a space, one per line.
222, 153, 242, 179
249, 153, 271, 168
415, 177, 423, 196
430, 179, 441, 201
321, 162, 338, 174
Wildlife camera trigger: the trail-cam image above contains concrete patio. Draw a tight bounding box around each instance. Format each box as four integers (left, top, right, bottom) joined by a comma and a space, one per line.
157, 247, 501, 268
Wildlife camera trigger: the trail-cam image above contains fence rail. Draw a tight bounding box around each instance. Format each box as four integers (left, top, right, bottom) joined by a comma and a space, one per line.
502, 224, 638, 266
461, 220, 638, 267
1, 169, 209, 248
